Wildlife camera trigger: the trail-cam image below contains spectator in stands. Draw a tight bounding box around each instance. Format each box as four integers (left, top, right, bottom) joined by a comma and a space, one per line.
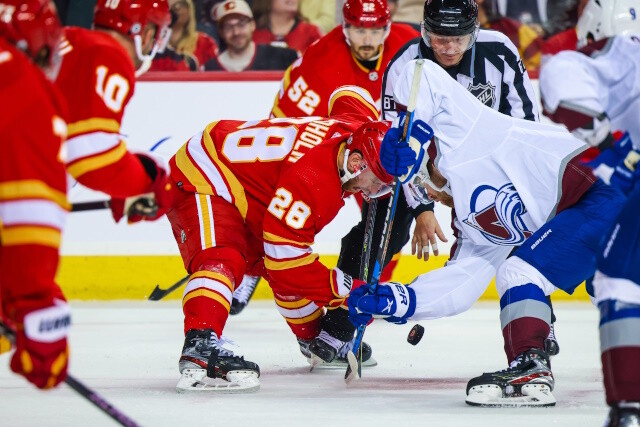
194, 0, 223, 45
169, 0, 219, 68
495, 0, 545, 36
252, 0, 323, 53
477, 0, 544, 71
540, 0, 588, 62
391, 0, 423, 29
150, 0, 219, 71
299, 0, 337, 35
204, 0, 298, 71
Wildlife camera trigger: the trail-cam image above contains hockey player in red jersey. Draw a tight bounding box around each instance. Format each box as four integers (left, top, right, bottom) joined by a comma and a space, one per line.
0, 0, 71, 390
55, 0, 174, 223
167, 86, 392, 392
270, 0, 419, 119
268, 0, 418, 362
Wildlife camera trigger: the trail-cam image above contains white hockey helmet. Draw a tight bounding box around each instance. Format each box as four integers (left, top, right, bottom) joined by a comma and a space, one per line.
576, 0, 640, 47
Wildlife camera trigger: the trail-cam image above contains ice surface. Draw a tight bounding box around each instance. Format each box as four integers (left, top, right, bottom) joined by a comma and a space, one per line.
0, 301, 607, 427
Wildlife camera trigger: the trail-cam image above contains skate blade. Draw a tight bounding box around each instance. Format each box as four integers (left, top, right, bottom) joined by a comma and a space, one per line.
465, 384, 556, 407
176, 369, 260, 394
307, 356, 377, 370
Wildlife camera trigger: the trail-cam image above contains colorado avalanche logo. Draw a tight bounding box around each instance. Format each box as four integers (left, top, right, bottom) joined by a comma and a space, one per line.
463, 184, 533, 245
468, 82, 496, 108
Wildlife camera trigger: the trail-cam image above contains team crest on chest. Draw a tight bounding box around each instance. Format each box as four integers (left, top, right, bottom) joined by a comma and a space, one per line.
468, 82, 496, 107
463, 183, 533, 245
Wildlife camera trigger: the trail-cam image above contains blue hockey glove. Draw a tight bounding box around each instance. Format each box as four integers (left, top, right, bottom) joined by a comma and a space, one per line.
585, 132, 634, 170
609, 150, 640, 194
380, 112, 434, 177
347, 285, 374, 328
349, 282, 417, 325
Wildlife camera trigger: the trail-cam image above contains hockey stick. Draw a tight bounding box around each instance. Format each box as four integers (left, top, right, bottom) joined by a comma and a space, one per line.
345, 59, 425, 383
0, 322, 141, 427
71, 200, 111, 212
359, 199, 378, 282
147, 274, 190, 301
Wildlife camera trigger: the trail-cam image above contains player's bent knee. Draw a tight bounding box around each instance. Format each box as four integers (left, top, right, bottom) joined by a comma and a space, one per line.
495, 256, 556, 298
191, 246, 246, 288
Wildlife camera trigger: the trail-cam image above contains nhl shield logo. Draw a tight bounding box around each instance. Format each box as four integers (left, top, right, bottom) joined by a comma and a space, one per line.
468, 82, 496, 108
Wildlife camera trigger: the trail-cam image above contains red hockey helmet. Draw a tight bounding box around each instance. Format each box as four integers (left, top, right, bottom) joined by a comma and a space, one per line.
0, 0, 62, 63
341, 121, 394, 198
343, 0, 391, 28
93, 0, 172, 76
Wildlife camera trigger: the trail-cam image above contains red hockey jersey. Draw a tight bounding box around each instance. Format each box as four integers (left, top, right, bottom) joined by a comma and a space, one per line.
0, 39, 68, 303
270, 23, 419, 119
170, 86, 378, 305
55, 27, 152, 198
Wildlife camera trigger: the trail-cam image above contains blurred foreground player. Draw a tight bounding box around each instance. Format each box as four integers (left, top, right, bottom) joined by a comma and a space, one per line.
55, 0, 174, 223
594, 184, 640, 427
168, 87, 392, 392
540, 0, 640, 196
0, 0, 70, 389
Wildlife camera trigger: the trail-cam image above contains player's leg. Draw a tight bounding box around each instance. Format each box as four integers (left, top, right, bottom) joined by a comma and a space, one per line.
594, 187, 640, 425
307, 190, 412, 367
168, 189, 259, 392
269, 280, 376, 370
466, 181, 626, 407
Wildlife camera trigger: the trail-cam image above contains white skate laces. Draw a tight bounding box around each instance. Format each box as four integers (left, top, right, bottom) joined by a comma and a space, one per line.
233, 276, 259, 304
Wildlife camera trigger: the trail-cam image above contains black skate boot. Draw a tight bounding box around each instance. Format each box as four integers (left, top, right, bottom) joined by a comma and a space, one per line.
465, 348, 556, 407
305, 308, 376, 369
307, 331, 376, 369
544, 323, 560, 357
230, 275, 260, 315
177, 329, 260, 393
605, 402, 640, 427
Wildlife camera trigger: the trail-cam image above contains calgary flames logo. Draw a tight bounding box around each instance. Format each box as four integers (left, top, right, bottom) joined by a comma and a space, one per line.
463, 183, 533, 245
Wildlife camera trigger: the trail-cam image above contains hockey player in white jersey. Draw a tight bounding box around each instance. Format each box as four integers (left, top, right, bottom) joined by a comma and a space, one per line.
539, 0, 640, 423
347, 58, 627, 407
594, 183, 640, 426
539, 0, 640, 195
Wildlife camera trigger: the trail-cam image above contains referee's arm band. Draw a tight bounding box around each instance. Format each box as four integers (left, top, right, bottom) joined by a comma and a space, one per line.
411, 202, 434, 218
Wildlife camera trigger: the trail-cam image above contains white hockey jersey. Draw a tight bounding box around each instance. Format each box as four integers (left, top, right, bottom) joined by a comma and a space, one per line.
393, 59, 596, 320
539, 35, 640, 149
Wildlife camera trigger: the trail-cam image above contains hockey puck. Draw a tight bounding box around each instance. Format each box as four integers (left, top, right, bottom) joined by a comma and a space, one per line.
407, 324, 424, 346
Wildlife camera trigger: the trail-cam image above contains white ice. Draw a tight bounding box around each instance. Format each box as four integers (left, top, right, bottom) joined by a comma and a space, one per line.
0, 301, 607, 427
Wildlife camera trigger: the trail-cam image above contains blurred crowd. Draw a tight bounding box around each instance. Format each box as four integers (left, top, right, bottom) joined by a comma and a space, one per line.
53, 0, 590, 73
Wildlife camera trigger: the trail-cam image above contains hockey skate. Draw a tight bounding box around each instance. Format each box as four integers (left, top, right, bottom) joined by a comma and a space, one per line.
465, 348, 556, 407
544, 323, 560, 357
230, 275, 259, 315
176, 329, 260, 393
302, 331, 377, 370
605, 402, 640, 427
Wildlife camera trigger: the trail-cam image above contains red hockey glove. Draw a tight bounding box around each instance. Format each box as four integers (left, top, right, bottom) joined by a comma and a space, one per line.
111, 153, 174, 223
9, 300, 71, 389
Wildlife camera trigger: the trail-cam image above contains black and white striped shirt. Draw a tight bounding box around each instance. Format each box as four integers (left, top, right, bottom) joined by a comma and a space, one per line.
382, 29, 539, 123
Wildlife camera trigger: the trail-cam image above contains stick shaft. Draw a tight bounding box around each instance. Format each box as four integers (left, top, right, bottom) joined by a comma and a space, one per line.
0, 322, 141, 427
71, 200, 111, 212
346, 59, 425, 381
